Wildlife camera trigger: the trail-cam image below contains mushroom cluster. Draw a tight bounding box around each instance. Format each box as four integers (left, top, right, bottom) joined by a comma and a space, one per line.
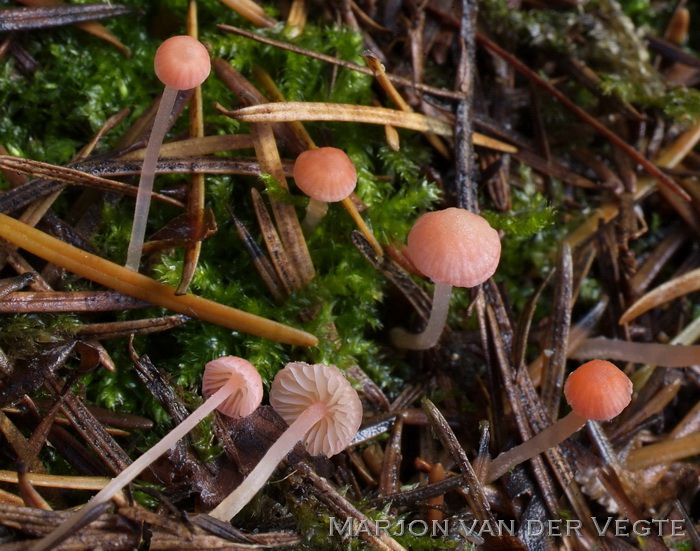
209, 361, 363, 521
33, 358, 363, 548
33, 356, 263, 551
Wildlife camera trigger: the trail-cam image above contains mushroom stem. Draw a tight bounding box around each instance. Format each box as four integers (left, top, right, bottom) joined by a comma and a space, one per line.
125, 85, 179, 271
209, 401, 328, 521
486, 411, 586, 483
31, 379, 244, 551
390, 282, 453, 350
301, 198, 329, 233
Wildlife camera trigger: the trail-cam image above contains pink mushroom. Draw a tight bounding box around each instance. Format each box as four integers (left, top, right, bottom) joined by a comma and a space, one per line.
208, 361, 362, 521
487, 359, 633, 482
391, 208, 501, 349
125, 35, 211, 271
292, 146, 383, 255
293, 147, 357, 232
32, 356, 262, 551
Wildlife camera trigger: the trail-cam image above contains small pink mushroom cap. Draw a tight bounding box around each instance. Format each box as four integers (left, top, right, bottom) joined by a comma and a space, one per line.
269, 362, 362, 457
202, 356, 263, 419
564, 360, 633, 421
293, 147, 357, 202
154, 36, 211, 90
407, 208, 501, 288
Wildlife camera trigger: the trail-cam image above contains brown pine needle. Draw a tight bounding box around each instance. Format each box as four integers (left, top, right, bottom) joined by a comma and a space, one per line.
219, 102, 517, 153
0, 470, 115, 492
0, 155, 183, 208
626, 433, 700, 470
619, 267, 700, 325
0, 213, 317, 347
476, 33, 691, 202
217, 23, 467, 101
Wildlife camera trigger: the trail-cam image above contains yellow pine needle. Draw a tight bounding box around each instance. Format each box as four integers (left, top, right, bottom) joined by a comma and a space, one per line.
0, 214, 317, 347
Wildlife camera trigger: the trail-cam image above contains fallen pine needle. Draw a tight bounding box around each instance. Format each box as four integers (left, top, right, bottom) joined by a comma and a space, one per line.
0, 213, 317, 347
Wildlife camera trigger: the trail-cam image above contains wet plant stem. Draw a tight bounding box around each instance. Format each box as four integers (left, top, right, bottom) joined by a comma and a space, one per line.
125, 86, 178, 272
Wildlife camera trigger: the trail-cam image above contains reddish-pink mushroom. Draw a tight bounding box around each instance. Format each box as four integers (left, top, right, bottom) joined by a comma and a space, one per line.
209, 361, 362, 521
125, 35, 211, 271
391, 207, 501, 349
293, 147, 357, 231
32, 356, 262, 551
487, 359, 633, 482
294, 147, 358, 203
292, 147, 383, 255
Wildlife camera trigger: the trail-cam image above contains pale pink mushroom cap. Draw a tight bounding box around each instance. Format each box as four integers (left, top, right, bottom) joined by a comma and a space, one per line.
154, 36, 211, 90
293, 147, 357, 203
269, 362, 362, 457
407, 207, 501, 288
202, 356, 263, 419
564, 359, 633, 421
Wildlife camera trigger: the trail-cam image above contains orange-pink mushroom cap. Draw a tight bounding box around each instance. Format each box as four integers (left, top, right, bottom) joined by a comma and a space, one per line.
269, 362, 362, 457
202, 356, 263, 419
564, 359, 633, 421
293, 147, 358, 203
154, 36, 211, 90
407, 208, 501, 288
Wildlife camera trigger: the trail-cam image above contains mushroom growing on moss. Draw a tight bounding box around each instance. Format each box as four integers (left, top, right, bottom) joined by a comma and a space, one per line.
125, 35, 211, 271
486, 359, 633, 482
390, 207, 501, 350
31, 356, 262, 551
208, 361, 362, 521
292, 147, 383, 255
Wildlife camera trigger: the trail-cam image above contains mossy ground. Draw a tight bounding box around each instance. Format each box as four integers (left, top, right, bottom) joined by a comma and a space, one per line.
0, 0, 698, 549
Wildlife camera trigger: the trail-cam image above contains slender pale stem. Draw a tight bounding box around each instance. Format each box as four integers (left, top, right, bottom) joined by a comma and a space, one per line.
125, 85, 179, 272
31, 380, 239, 551
209, 402, 327, 522
486, 411, 586, 483
301, 198, 328, 233
390, 282, 453, 350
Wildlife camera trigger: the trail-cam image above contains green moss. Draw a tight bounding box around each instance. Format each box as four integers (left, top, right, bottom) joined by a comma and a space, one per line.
260, 173, 308, 206
2, 2, 672, 547
0, 314, 81, 359
480, 0, 700, 124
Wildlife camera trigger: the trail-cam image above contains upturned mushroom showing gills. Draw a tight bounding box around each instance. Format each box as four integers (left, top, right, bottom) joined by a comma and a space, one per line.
390, 207, 501, 350
208, 361, 363, 521
125, 35, 211, 272
486, 359, 633, 482
31, 356, 262, 551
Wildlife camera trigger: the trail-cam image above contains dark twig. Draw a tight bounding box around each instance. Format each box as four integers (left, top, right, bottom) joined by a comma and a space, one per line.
0, 4, 136, 32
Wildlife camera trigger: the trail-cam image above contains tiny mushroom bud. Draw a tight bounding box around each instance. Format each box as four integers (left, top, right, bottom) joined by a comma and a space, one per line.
292, 147, 382, 255
209, 361, 362, 521
125, 35, 211, 272
486, 359, 633, 482
32, 356, 262, 551
391, 207, 501, 350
